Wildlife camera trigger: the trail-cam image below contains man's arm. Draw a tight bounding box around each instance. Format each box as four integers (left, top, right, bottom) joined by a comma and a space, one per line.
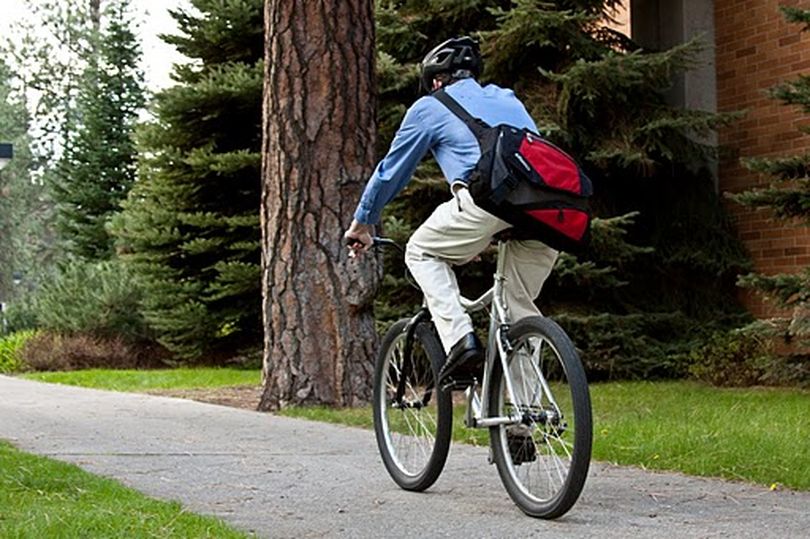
345, 101, 435, 253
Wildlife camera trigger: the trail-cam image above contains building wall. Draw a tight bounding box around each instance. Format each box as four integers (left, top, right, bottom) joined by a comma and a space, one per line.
632, 0, 719, 184
715, 0, 810, 317
631, 0, 718, 112
606, 3, 631, 36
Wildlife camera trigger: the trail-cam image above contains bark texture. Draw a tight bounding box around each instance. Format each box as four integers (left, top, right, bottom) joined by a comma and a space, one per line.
259, 0, 380, 409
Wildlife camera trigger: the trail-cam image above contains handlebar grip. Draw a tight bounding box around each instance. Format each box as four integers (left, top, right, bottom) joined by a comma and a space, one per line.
345, 237, 367, 249
345, 235, 401, 252
371, 237, 396, 248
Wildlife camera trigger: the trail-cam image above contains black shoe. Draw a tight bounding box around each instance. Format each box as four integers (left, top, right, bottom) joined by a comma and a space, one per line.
507, 424, 537, 465
438, 332, 483, 390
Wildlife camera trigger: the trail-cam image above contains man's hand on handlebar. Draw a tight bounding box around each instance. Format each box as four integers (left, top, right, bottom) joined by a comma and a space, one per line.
344, 220, 373, 257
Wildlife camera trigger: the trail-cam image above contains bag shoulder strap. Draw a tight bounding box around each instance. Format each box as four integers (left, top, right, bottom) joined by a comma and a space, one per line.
432, 89, 491, 140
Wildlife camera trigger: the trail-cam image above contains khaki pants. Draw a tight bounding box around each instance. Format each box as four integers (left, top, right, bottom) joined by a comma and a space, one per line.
405, 187, 558, 353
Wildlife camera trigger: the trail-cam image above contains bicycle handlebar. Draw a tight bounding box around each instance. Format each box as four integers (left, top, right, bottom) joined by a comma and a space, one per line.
370, 236, 401, 250
345, 235, 403, 252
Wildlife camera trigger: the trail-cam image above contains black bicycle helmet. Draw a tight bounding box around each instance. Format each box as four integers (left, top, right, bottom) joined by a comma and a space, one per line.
420, 36, 482, 93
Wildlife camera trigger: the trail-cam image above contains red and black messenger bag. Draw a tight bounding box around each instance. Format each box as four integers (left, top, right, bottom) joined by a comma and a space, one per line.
433, 89, 592, 253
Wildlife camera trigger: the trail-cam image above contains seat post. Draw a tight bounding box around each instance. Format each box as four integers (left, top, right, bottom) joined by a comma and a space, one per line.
495, 240, 508, 277
493, 241, 510, 324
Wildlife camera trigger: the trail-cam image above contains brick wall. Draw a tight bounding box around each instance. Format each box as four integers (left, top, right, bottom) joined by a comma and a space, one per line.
715, 0, 810, 318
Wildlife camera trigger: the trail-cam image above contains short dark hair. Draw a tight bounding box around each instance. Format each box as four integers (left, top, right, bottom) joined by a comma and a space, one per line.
434, 69, 474, 87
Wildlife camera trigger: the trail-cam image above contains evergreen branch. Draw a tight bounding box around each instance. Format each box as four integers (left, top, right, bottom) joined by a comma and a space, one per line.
589, 212, 654, 265
482, 0, 602, 81
377, 52, 419, 95
375, 2, 427, 61
553, 253, 627, 288
208, 261, 261, 301
157, 62, 263, 117
226, 241, 260, 252
780, 6, 810, 31
638, 109, 741, 137
729, 187, 810, 220
742, 154, 810, 181
738, 270, 810, 308
178, 212, 259, 229
545, 38, 705, 114
769, 75, 810, 114
160, 0, 263, 67
623, 109, 742, 169
184, 148, 260, 174
587, 144, 654, 171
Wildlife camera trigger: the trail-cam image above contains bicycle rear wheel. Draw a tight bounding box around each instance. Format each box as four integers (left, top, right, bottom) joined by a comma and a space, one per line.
488, 316, 592, 519
373, 317, 453, 491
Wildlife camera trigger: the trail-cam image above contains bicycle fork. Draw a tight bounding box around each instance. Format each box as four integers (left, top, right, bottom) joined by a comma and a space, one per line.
393, 308, 433, 409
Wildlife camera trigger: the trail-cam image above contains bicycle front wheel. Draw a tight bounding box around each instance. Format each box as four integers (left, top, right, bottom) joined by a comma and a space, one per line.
373, 317, 452, 491
488, 316, 592, 519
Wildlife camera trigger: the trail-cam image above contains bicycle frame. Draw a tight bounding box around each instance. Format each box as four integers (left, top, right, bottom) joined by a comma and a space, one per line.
380, 236, 545, 429
457, 241, 524, 429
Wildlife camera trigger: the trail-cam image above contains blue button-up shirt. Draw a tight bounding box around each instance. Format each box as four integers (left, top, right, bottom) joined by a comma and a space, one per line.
354, 78, 539, 224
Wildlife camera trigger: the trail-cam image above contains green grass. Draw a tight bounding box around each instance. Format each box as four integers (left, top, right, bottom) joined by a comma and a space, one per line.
279, 381, 810, 491
0, 441, 250, 538
590, 381, 810, 490
20, 367, 261, 391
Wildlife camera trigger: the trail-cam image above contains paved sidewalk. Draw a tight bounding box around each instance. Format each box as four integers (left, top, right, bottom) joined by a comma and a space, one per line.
1, 375, 807, 538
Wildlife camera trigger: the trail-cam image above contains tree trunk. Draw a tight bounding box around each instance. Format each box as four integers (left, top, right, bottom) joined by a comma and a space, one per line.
259, 0, 380, 409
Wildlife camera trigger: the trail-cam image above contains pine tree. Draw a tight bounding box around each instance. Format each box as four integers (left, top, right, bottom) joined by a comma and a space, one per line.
373, 0, 749, 378
54, 0, 145, 259
1, 0, 95, 286
731, 6, 810, 341
0, 60, 34, 304
0, 59, 55, 310
111, 0, 264, 360
3, 1, 96, 166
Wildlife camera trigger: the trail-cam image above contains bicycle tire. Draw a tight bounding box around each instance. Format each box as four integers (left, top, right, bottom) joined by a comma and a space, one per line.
488, 316, 592, 519
373, 318, 453, 491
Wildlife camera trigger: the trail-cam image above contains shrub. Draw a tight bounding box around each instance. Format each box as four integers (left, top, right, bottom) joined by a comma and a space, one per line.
0, 330, 38, 373
689, 328, 770, 386
554, 312, 701, 380
0, 298, 39, 336
32, 260, 150, 341
688, 325, 808, 387
20, 332, 166, 371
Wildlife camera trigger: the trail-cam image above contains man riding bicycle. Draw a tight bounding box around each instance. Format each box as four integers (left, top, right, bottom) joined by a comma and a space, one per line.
344, 37, 558, 388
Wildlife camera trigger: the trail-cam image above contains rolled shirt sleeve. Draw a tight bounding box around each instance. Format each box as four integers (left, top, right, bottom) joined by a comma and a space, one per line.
354, 101, 434, 224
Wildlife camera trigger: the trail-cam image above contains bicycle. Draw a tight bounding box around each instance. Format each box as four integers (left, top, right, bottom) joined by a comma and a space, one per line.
370, 236, 592, 519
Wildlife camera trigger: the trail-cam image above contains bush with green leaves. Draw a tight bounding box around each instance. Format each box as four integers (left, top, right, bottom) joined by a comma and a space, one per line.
0, 330, 37, 373
32, 260, 150, 342
689, 324, 809, 388
0, 295, 39, 336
